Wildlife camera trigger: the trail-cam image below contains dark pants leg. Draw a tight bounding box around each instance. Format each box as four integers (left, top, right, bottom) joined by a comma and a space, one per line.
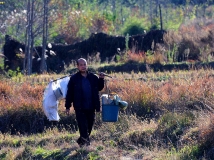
75, 109, 95, 145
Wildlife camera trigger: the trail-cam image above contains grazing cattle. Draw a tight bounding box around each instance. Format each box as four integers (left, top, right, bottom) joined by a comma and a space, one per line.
3, 30, 166, 73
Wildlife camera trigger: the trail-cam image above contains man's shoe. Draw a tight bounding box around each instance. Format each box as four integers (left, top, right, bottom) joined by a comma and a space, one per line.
76, 137, 82, 144
86, 141, 90, 146
76, 137, 90, 147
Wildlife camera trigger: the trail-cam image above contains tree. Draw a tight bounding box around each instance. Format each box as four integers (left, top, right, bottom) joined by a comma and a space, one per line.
24, 0, 46, 75
25, 0, 34, 75
159, 4, 163, 30
40, 0, 49, 73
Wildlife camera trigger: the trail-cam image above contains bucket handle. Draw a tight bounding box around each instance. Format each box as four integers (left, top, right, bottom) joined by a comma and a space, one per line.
104, 79, 111, 99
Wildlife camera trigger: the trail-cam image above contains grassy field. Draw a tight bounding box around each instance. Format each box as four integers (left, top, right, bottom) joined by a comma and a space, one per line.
0, 68, 214, 160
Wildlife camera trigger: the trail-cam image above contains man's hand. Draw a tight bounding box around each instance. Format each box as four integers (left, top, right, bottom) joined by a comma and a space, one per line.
99, 72, 105, 78
65, 109, 70, 115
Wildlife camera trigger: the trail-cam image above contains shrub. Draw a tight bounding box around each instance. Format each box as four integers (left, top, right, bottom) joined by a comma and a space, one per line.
156, 112, 195, 147
120, 17, 149, 36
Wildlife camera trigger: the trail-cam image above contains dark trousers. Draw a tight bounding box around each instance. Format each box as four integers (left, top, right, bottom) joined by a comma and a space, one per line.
75, 109, 95, 144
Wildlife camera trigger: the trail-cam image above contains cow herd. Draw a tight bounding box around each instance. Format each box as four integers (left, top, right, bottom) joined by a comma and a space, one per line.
3, 30, 166, 73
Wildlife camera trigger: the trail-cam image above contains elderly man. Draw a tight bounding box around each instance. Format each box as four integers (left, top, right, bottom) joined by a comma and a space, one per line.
65, 58, 104, 147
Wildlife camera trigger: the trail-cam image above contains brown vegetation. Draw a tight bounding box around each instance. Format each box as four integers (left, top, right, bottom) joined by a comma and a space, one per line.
0, 69, 214, 159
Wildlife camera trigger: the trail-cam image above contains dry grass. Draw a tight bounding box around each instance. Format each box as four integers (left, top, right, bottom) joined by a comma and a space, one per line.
0, 69, 214, 159
159, 21, 214, 63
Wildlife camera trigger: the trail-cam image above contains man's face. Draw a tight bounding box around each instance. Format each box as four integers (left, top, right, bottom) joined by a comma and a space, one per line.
77, 59, 87, 73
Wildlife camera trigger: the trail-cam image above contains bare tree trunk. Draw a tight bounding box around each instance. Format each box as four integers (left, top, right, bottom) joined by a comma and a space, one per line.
45, 0, 48, 39
156, 0, 159, 17
23, 28, 27, 74
25, 0, 35, 75
27, 0, 34, 75
120, 1, 123, 25
159, 4, 163, 30
24, 0, 30, 74
26, 0, 31, 75
40, 0, 48, 73
165, 3, 168, 24
24, 0, 46, 74
150, 0, 153, 26
112, 0, 116, 22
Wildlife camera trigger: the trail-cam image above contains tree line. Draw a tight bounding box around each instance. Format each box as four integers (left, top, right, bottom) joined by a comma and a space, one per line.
1, 0, 214, 75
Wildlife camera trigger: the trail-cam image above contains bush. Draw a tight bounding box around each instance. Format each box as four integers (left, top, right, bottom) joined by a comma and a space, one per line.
120, 17, 149, 36
156, 112, 195, 146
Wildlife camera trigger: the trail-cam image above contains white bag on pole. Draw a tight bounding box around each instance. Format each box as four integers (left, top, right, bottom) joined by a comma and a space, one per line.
42, 76, 70, 121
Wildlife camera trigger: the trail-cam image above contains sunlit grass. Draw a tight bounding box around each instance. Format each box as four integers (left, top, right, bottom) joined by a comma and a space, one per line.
0, 68, 214, 159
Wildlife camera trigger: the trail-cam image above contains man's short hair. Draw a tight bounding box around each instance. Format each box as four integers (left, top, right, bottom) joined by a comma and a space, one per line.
76, 58, 87, 65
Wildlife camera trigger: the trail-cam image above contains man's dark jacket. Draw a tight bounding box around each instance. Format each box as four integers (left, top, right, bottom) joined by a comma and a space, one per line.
65, 71, 104, 112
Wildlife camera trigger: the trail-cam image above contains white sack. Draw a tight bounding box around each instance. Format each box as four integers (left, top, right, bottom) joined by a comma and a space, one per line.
58, 76, 70, 98
52, 80, 63, 100
42, 76, 70, 121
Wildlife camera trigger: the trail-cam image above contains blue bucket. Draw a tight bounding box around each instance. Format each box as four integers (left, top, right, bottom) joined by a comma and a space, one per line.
102, 105, 119, 122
